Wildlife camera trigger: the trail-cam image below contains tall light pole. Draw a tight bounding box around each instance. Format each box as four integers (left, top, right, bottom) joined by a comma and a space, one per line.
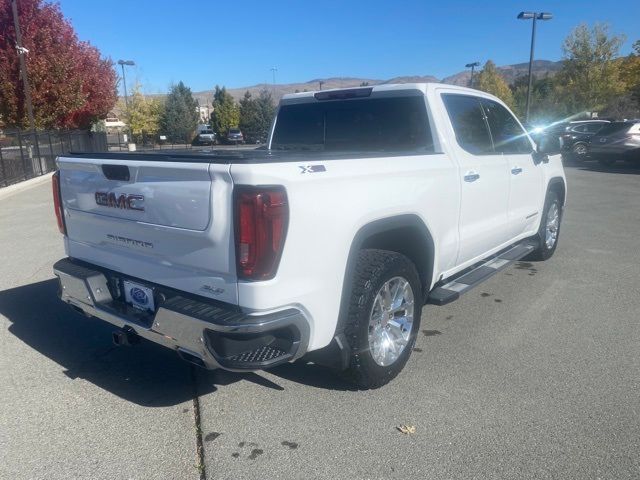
517, 11, 552, 122
117, 60, 135, 109
319, 80, 324, 90
270, 66, 277, 86
465, 62, 480, 88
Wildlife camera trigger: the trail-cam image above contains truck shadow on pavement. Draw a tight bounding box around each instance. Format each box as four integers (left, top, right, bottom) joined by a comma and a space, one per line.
199, 360, 358, 392
0, 279, 354, 406
0, 278, 227, 407
573, 162, 640, 175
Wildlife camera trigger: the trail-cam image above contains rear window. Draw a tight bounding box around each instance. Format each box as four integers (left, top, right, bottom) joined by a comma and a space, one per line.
200, 130, 214, 134
597, 123, 632, 136
271, 96, 434, 153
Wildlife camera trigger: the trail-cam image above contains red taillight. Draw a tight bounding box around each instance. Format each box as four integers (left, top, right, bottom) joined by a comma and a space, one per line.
52, 171, 67, 235
234, 186, 288, 280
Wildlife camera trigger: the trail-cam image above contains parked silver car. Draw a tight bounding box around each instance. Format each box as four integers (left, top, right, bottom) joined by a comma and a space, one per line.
195, 129, 216, 146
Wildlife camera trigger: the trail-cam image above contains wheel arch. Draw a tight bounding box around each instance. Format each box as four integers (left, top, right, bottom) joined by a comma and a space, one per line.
335, 214, 435, 337
547, 177, 566, 206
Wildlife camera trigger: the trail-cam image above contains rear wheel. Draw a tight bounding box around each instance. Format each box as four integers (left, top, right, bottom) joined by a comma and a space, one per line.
342, 249, 422, 389
571, 142, 588, 158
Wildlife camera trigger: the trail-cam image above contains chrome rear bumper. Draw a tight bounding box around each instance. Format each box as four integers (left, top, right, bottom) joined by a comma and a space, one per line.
53, 258, 310, 371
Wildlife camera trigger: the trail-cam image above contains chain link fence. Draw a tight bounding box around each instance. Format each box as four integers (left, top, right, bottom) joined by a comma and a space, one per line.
0, 129, 108, 188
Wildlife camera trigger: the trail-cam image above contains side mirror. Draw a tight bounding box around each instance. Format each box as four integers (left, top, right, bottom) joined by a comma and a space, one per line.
536, 134, 562, 155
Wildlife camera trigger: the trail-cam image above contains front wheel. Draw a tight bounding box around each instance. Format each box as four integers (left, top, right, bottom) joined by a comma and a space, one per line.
529, 191, 562, 261
342, 250, 422, 389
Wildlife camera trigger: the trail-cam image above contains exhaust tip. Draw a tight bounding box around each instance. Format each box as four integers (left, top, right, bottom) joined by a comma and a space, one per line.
112, 327, 140, 347
177, 348, 206, 368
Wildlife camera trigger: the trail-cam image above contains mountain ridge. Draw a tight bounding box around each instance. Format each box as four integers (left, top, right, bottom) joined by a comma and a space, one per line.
142, 59, 563, 107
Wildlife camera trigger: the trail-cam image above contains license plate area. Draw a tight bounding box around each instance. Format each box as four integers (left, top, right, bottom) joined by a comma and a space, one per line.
123, 280, 155, 312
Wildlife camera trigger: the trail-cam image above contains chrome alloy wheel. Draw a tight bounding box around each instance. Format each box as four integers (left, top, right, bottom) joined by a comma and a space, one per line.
367, 276, 415, 367
573, 143, 588, 156
545, 202, 560, 249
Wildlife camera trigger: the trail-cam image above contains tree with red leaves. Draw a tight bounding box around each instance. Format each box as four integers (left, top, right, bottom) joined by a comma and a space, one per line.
0, 0, 117, 129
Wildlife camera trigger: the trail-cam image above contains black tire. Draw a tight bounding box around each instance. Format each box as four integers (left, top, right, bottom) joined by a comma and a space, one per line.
342, 249, 422, 389
528, 191, 562, 261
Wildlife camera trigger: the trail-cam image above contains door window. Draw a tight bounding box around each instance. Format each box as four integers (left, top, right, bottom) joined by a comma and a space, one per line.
584, 123, 604, 134
442, 94, 493, 155
481, 99, 533, 154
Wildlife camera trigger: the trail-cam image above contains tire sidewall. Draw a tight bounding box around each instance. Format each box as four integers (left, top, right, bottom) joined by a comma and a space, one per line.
350, 253, 422, 383
537, 192, 562, 259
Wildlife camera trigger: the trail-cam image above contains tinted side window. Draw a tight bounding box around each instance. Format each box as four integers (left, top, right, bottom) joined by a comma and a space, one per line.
481, 99, 533, 154
442, 94, 493, 154
597, 123, 632, 136
584, 123, 604, 134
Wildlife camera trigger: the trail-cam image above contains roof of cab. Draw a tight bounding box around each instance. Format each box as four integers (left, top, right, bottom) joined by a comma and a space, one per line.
279, 82, 495, 104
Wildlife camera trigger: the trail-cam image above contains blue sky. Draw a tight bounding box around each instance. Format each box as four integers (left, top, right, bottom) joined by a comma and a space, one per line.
58, 0, 640, 95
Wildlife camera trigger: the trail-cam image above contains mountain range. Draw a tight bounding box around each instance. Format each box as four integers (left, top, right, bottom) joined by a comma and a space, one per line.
187, 59, 563, 106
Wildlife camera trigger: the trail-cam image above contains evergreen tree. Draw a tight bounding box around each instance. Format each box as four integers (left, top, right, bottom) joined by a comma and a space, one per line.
160, 81, 199, 143
210, 86, 239, 139
239, 91, 259, 141
239, 89, 276, 143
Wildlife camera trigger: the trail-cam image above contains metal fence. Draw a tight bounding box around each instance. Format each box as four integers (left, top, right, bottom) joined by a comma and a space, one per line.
106, 131, 193, 152
0, 129, 108, 188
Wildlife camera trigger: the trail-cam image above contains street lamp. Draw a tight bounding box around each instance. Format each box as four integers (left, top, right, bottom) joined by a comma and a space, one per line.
465, 62, 480, 88
517, 12, 552, 122
117, 60, 135, 109
319, 80, 325, 90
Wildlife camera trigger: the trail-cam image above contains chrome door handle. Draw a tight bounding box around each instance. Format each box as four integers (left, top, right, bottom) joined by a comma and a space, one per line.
464, 173, 480, 182
511, 167, 523, 175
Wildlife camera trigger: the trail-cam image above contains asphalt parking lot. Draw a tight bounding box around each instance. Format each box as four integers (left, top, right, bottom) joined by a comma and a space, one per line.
1, 161, 639, 479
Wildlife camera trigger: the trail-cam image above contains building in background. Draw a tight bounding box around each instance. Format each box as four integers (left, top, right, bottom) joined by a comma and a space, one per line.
197, 105, 212, 123
104, 112, 127, 133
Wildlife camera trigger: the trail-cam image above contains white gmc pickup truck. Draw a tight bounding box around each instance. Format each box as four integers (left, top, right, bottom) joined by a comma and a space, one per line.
52, 83, 566, 388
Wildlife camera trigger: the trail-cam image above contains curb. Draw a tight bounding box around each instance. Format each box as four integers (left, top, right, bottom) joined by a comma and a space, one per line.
0, 172, 54, 201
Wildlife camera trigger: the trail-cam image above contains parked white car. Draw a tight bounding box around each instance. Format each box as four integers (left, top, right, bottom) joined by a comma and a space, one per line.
52, 83, 566, 388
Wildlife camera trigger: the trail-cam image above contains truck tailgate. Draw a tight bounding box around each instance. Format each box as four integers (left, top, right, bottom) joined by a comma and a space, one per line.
57, 156, 238, 305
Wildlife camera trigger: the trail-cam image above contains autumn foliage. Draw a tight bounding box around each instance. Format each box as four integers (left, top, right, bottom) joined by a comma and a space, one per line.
0, 0, 117, 129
